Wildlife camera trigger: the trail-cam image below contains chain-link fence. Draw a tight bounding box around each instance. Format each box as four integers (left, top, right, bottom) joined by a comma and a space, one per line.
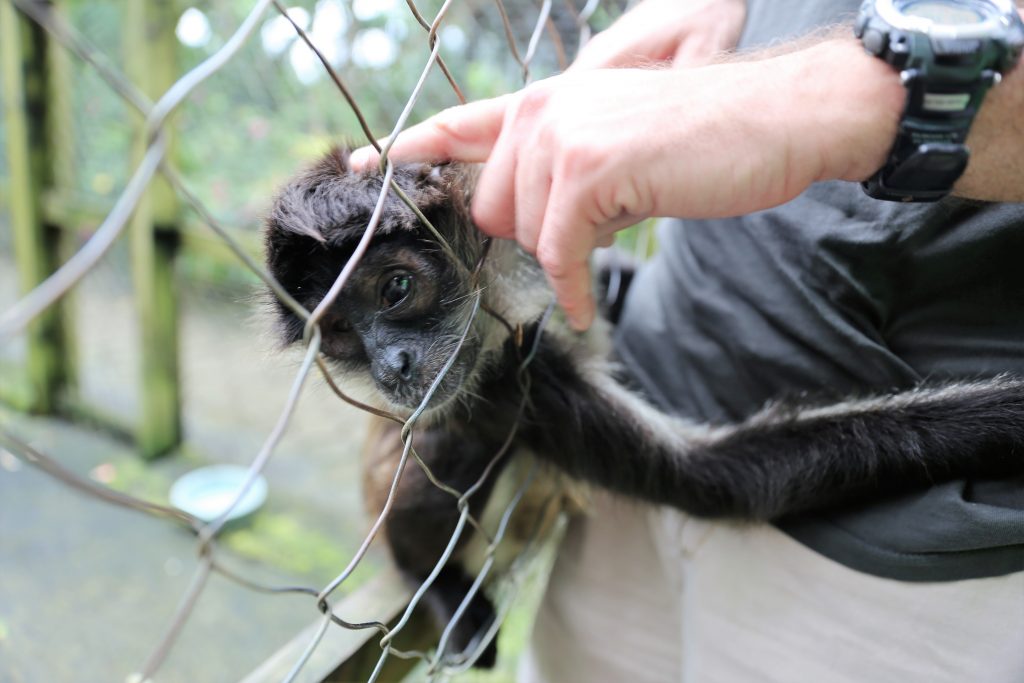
0, 1, 626, 680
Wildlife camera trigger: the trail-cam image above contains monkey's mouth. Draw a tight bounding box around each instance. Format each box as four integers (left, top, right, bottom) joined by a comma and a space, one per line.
379, 366, 467, 412
373, 340, 481, 415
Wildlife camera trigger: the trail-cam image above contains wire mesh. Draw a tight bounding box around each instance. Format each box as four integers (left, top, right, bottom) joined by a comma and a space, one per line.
0, 0, 626, 680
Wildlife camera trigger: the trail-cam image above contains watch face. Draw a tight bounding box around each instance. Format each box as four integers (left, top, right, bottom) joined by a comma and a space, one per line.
897, 0, 992, 25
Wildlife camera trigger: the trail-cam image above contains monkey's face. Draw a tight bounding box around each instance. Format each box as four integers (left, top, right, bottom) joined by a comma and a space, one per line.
265, 147, 488, 413
314, 234, 482, 411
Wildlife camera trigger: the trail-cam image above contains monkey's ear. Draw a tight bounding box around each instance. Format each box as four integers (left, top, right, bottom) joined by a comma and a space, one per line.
317, 144, 354, 177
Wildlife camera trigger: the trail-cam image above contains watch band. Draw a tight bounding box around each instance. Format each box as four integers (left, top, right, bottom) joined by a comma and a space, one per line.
856, 0, 1024, 203
862, 68, 999, 202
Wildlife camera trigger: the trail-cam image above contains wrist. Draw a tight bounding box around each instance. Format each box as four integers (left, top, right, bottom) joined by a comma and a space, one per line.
780, 37, 906, 185
955, 42, 1024, 200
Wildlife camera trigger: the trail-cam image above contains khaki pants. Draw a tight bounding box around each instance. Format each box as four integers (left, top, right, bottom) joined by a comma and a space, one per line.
518, 494, 1024, 683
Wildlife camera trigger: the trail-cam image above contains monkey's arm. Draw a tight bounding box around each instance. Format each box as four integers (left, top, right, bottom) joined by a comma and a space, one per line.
362, 416, 504, 667
514, 334, 1024, 520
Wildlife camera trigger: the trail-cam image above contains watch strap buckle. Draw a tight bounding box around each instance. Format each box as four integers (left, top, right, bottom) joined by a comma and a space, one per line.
862, 142, 969, 202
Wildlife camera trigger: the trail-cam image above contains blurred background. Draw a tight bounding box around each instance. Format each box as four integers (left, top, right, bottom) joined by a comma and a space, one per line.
0, 1, 628, 681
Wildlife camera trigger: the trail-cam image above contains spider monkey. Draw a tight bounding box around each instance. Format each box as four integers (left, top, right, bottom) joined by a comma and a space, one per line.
264, 146, 1024, 668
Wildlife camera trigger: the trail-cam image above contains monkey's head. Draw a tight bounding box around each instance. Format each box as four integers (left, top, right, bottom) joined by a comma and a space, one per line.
265, 146, 545, 414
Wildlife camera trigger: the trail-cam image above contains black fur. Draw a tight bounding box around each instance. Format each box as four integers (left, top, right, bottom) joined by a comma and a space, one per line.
265, 146, 1024, 667
363, 418, 504, 667
492, 327, 1024, 519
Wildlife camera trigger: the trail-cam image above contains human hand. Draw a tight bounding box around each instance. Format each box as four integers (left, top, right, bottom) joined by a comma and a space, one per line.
351, 40, 902, 330
570, 0, 746, 71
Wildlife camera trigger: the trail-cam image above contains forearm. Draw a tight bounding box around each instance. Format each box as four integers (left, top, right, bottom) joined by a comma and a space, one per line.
750, 27, 1024, 202
955, 40, 1024, 201
616, 36, 907, 217
750, 36, 905, 191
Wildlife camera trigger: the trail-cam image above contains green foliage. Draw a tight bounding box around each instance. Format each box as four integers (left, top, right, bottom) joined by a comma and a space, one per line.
8, 0, 624, 240
0, 0, 630, 281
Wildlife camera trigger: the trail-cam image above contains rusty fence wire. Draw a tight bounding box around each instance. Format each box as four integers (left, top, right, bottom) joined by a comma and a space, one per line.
0, 0, 627, 681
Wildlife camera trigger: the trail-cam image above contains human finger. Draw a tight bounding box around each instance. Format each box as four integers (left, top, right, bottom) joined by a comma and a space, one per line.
469, 116, 521, 240
546, 252, 596, 332
469, 87, 555, 240
568, 0, 685, 71
570, 32, 675, 71
672, 32, 719, 67
671, 1, 746, 67
349, 95, 510, 170
534, 183, 598, 331
512, 141, 553, 254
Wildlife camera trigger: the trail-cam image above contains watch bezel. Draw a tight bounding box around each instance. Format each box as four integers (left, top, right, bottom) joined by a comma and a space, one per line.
874, 0, 1017, 40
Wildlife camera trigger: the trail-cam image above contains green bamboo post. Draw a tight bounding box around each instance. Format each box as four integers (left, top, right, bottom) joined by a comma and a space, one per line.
1, 0, 74, 413
124, 0, 182, 458
45, 1, 80, 403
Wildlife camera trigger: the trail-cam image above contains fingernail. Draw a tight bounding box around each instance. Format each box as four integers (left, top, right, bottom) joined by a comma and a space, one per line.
349, 147, 372, 170
569, 308, 593, 332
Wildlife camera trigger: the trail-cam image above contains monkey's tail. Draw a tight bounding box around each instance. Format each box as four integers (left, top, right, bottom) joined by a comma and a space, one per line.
644, 376, 1024, 519
523, 350, 1024, 520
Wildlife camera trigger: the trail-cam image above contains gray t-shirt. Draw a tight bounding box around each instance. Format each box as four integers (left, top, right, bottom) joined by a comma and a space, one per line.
614, 0, 1024, 581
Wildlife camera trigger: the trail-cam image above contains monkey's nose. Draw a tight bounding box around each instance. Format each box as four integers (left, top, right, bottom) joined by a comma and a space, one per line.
383, 347, 415, 383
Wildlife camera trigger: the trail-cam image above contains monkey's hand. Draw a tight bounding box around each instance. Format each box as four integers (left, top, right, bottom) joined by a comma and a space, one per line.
569, 0, 746, 71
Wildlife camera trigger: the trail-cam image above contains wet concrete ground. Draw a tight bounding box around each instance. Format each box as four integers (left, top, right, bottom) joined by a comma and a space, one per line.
0, 249, 387, 682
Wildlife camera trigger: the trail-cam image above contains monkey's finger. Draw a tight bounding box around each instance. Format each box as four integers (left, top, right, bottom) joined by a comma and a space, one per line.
349, 96, 511, 170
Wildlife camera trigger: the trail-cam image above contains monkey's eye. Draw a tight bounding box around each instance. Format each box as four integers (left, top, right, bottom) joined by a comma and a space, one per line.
381, 273, 413, 309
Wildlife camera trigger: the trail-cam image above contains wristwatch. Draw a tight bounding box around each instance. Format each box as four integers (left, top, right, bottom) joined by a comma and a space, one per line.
855, 0, 1024, 202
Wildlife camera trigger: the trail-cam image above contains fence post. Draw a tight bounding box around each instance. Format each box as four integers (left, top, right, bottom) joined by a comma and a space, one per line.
45, 0, 81, 402
0, 0, 75, 413
124, 0, 182, 458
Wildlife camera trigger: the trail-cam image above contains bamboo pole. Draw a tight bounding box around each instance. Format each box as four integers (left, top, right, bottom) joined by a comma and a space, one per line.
45, 0, 79, 403
1, 0, 73, 413
124, 0, 182, 458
